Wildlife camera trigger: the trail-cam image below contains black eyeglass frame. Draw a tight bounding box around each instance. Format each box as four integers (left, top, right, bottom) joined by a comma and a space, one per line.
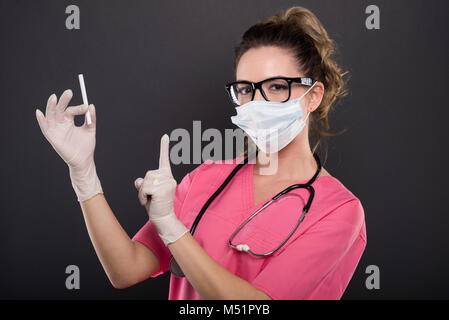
225, 76, 316, 106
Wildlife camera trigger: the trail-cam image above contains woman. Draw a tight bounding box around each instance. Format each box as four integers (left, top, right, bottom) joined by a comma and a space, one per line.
35, 6, 366, 300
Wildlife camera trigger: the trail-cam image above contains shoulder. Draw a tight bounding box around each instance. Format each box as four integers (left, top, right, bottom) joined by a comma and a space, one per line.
314, 175, 366, 231
317, 174, 363, 206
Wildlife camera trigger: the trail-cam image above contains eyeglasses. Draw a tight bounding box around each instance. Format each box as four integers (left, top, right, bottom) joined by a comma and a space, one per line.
225, 76, 315, 107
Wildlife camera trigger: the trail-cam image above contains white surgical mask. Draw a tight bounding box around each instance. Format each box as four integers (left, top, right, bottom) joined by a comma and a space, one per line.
231, 81, 317, 154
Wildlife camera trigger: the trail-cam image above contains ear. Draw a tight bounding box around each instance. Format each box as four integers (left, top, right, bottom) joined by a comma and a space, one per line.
307, 82, 325, 112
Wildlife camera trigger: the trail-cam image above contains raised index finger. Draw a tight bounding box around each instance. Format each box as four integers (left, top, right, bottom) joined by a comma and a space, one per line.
159, 134, 172, 174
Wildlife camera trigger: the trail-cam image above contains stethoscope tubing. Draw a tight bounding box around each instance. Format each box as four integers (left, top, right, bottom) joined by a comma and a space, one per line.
169, 151, 321, 277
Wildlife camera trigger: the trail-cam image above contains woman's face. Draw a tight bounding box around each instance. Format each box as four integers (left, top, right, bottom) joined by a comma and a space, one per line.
235, 45, 323, 112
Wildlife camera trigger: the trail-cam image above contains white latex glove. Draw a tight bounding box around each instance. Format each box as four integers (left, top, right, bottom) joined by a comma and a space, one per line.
35, 89, 103, 202
134, 134, 188, 246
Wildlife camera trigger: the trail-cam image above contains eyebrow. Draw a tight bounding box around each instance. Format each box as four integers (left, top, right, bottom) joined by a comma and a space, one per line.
235, 75, 292, 82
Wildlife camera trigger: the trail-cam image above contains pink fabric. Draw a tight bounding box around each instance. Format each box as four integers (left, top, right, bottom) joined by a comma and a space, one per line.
132, 156, 367, 300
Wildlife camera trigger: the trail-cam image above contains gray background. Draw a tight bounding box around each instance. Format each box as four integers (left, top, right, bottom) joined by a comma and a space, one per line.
0, 0, 448, 299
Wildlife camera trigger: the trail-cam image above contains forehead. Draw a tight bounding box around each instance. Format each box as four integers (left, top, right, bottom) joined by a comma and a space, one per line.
236, 46, 302, 82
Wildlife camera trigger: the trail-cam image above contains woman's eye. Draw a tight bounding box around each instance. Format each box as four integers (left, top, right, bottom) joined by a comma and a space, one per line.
269, 84, 288, 91
238, 87, 252, 95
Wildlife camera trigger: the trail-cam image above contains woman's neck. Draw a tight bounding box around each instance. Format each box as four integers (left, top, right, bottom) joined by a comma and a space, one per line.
253, 137, 319, 182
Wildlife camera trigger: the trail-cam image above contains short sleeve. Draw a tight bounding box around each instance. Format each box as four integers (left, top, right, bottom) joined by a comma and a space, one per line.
250, 199, 366, 300
131, 166, 199, 278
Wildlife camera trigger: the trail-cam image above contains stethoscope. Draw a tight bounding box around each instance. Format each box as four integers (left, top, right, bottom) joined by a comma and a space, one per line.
169, 151, 322, 277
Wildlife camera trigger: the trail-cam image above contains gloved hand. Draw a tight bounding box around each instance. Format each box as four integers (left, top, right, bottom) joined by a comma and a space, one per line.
134, 134, 188, 246
35, 89, 103, 202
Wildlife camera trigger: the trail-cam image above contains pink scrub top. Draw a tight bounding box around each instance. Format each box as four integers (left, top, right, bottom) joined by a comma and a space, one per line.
132, 156, 367, 300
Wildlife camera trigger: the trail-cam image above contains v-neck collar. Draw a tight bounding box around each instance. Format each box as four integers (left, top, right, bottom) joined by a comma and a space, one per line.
245, 161, 334, 210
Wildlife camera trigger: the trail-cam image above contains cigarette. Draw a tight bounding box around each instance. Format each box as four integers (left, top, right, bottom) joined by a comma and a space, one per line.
78, 74, 92, 125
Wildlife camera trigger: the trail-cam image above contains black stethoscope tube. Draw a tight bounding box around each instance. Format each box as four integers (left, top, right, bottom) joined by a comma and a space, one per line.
190, 155, 252, 235
169, 151, 321, 277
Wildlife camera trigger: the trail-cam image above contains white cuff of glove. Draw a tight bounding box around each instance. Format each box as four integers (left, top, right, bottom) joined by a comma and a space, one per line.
151, 211, 189, 246
69, 161, 104, 202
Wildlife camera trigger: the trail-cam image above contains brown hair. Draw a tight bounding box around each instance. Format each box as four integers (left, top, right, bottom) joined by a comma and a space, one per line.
234, 6, 348, 162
